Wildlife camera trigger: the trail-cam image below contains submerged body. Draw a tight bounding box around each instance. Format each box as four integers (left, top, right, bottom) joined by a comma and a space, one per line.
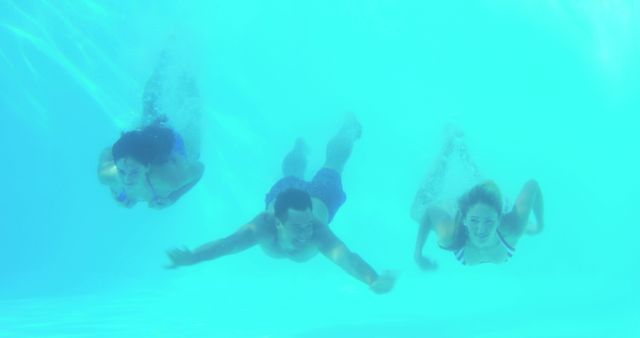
97, 54, 204, 209
412, 127, 544, 268
98, 125, 203, 209
167, 117, 395, 293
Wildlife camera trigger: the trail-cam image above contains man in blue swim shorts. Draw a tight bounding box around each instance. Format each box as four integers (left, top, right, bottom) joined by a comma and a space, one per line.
166, 115, 395, 294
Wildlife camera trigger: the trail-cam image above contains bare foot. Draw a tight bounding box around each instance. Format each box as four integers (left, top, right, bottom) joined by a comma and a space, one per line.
293, 137, 310, 156
282, 137, 309, 178
340, 112, 362, 141
442, 122, 466, 155
416, 256, 438, 271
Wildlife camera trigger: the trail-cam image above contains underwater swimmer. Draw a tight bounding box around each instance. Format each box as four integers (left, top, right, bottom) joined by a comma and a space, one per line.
97, 54, 204, 209
98, 123, 203, 209
167, 116, 396, 294
411, 126, 544, 268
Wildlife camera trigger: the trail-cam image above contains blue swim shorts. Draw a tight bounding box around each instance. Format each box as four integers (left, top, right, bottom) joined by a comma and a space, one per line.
265, 168, 346, 223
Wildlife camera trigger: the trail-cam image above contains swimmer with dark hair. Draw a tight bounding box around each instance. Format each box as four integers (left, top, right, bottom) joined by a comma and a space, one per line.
166, 116, 396, 294
98, 54, 204, 209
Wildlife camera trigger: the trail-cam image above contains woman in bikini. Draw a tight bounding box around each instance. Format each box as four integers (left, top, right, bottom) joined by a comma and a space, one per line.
97, 54, 204, 209
411, 127, 544, 268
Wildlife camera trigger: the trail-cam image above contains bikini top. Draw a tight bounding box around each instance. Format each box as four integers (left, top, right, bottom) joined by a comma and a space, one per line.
454, 230, 515, 265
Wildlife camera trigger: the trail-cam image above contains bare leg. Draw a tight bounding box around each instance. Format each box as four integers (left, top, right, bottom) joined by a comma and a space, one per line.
411, 125, 461, 270
410, 129, 458, 222
411, 124, 483, 221
451, 126, 482, 182
141, 52, 170, 127
323, 114, 362, 175
176, 72, 202, 159
141, 51, 203, 160
281, 138, 309, 179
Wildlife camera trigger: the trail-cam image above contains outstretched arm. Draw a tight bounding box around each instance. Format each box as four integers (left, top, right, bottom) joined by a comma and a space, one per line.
500, 180, 544, 238
316, 226, 395, 294
166, 213, 268, 268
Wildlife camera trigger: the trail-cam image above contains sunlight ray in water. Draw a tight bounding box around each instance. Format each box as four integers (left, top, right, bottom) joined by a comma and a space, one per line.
0, 49, 12, 68
24, 93, 51, 129
20, 50, 41, 79
2, 0, 141, 129
37, 0, 139, 90
1, 23, 120, 124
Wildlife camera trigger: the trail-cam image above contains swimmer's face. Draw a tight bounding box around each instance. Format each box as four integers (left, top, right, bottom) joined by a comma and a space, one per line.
116, 157, 149, 187
464, 203, 500, 248
278, 208, 315, 248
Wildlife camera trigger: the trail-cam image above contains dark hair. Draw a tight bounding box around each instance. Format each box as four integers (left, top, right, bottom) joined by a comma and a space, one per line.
112, 125, 176, 166
458, 180, 503, 217
446, 181, 503, 250
274, 188, 312, 222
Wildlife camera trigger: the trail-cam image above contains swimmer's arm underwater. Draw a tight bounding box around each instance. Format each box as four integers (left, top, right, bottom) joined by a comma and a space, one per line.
97, 148, 138, 208
166, 214, 266, 268
316, 227, 396, 294
97, 148, 118, 185
414, 216, 438, 270
500, 179, 545, 237
171, 162, 205, 199
150, 163, 205, 209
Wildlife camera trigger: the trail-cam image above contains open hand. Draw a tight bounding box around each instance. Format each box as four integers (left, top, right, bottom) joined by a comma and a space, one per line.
149, 196, 174, 209
166, 247, 195, 269
370, 271, 397, 294
415, 255, 438, 271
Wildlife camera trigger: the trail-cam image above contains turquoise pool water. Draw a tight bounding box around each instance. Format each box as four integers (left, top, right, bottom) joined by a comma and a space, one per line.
1, 1, 638, 337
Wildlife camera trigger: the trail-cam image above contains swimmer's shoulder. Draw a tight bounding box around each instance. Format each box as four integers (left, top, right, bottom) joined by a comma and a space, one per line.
97, 147, 118, 185
249, 212, 278, 237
